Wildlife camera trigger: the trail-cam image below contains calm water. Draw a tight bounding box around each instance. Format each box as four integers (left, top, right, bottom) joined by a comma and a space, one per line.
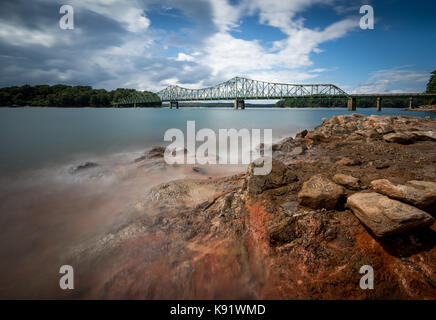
0, 106, 435, 298
0, 107, 434, 173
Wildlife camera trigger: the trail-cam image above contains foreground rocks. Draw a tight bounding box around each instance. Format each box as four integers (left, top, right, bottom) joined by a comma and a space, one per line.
371, 179, 436, 209
64, 114, 436, 300
297, 174, 345, 210
347, 192, 434, 237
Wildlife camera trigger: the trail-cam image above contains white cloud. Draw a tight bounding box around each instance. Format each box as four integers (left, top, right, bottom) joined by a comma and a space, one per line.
351, 66, 430, 93
0, 20, 56, 47
175, 53, 195, 62
56, 0, 150, 32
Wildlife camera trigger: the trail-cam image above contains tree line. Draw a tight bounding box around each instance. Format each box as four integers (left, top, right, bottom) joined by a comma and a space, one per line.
0, 84, 161, 107
275, 96, 429, 108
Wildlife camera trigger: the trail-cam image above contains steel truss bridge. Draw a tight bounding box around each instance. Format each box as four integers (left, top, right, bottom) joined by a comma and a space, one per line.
113, 76, 436, 110
156, 76, 348, 102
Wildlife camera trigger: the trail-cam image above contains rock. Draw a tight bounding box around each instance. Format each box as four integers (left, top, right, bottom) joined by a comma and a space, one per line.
295, 129, 308, 139
289, 146, 305, 156
69, 161, 99, 174
244, 159, 297, 195
375, 125, 394, 135
332, 174, 360, 189
335, 157, 361, 166
383, 132, 414, 144
371, 179, 436, 208
297, 174, 346, 210
192, 166, 206, 174
347, 192, 434, 237
408, 130, 436, 141
374, 160, 390, 169
134, 146, 166, 162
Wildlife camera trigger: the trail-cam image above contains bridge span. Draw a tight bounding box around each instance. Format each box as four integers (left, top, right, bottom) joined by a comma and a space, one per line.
114, 76, 436, 110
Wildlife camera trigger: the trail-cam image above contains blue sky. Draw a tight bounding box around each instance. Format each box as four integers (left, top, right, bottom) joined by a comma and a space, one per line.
0, 0, 435, 94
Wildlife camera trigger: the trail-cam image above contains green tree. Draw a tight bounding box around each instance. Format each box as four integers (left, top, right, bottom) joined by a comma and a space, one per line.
426, 70, 436, 94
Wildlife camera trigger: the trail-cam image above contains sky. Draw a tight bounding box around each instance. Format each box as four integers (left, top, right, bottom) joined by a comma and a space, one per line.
0, 0, 435, 95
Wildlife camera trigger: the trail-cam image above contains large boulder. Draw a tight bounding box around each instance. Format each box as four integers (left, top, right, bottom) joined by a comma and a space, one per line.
244, 159, 297, 195
347, 192, 434, 237
371, 179, 436, 208
297, 174, 346, 210
333, 174, 360, 189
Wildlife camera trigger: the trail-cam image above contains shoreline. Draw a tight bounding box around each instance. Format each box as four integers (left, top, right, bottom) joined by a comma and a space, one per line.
1, 113, 436, 299
63, 113, 436, 299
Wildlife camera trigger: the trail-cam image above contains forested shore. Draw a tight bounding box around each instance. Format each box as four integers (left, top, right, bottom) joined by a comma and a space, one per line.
0, 84, 160, 107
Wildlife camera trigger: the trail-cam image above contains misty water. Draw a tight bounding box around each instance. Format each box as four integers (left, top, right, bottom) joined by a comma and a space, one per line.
0, 106, 434, 298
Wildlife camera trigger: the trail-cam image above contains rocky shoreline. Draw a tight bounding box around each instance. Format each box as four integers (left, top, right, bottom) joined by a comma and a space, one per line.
67, 114, 436, 299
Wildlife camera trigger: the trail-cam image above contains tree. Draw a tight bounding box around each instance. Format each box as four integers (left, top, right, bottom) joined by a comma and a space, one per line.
426, 70, 436, 94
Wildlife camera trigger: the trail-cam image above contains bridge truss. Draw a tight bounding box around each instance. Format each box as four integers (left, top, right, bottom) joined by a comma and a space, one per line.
156, 76, 349, 102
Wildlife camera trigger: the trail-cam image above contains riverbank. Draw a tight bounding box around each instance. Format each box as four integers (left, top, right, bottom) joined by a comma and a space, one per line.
1, 113, 435, 299
54, 113, 436, 300
409, 105, 436, 113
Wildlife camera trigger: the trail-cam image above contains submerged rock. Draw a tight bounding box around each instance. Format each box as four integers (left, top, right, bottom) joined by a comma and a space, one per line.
371, 179, 436, 208
297, 174, 346, 210
347, 192, 434, 237
69, 161, 99, 174
134, 146, 166, 162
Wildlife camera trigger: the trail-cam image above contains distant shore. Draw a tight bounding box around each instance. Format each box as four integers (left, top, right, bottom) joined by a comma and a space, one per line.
408, 105, 436, 113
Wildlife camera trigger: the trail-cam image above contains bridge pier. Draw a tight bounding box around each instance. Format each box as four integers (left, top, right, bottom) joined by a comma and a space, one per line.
376, 97, 382, 112
234, 99, 245, 110
409, 97, 414, 109
347, 97, 356, 111
169, 101, 179, 109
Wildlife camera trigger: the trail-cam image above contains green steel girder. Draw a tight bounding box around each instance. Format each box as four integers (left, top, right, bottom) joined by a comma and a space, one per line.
113, 92, 161, 106
156, 76, 349, 102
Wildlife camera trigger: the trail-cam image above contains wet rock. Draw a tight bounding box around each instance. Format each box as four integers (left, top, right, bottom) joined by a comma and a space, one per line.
192, 166, 206, 174
244, 159, 297, 195
134, 146, 166, 162
335, 157, 361, 166
371, 179, 436, 208
297, 174, 346, 210
69, 161, 99, 174
332, 174, 360, 189
347, 192, 435, 237
383, 132, 414, 144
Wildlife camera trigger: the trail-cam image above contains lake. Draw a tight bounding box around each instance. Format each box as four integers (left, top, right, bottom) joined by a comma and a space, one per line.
1, 107, 434, 174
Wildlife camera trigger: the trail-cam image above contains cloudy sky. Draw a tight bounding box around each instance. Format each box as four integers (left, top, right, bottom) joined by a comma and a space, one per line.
0, 0, 435, 94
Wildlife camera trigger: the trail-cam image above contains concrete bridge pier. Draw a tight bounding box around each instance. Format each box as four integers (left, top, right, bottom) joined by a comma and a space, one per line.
169, 101, 179, 109
234, 99, 245, 110
376, 97, 382, 112
347, 97, 356, 111
409, 97, 414, 109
